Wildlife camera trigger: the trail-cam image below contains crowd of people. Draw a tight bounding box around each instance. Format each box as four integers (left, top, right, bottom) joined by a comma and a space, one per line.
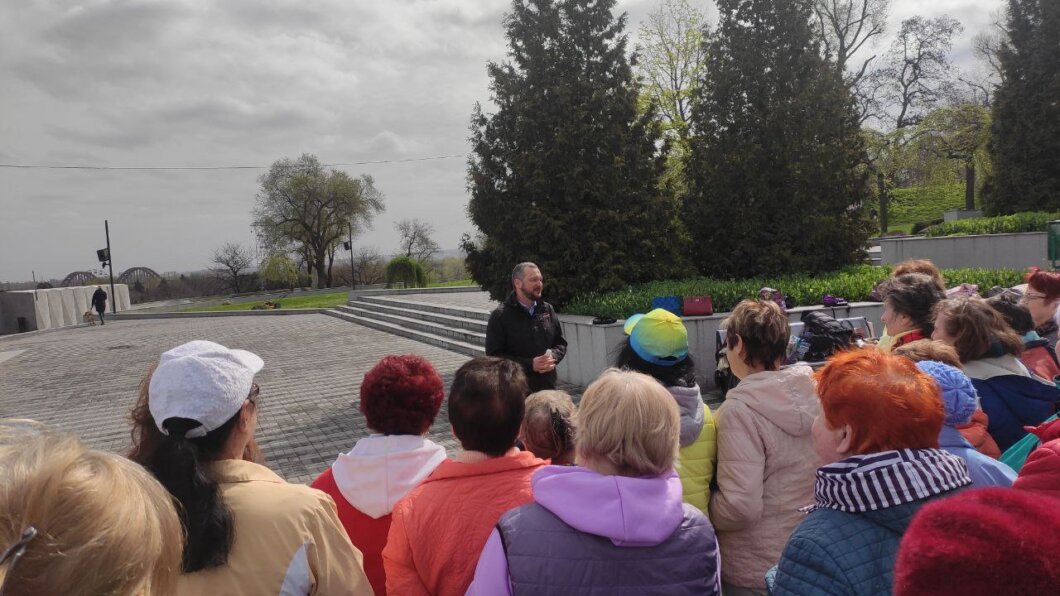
1, 261, 1059, 595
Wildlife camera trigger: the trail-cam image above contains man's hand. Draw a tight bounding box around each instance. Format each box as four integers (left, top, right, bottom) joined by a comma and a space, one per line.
532, 352, 556, 373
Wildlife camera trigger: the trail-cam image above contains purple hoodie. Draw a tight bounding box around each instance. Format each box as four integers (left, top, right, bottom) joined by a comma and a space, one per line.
467, 465, 705, 595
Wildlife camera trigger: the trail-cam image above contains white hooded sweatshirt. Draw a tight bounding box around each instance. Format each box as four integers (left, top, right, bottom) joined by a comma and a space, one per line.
330, 434, 447, 518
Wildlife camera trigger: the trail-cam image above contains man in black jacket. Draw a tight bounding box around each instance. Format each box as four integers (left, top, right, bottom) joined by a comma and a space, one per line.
485, 262, 568, 392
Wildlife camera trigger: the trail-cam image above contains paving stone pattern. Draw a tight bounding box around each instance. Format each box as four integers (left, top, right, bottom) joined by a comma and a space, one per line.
0, 315, 474, 484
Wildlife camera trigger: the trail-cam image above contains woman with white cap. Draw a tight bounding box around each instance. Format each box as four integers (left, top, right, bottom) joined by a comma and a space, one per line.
129, 340, 372, 595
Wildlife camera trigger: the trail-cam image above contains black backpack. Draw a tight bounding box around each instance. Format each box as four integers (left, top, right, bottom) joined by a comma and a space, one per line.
800, 311, 855, 362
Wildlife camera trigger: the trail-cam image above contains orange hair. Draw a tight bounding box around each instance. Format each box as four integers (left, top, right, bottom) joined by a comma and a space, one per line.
816, 348, 944, 454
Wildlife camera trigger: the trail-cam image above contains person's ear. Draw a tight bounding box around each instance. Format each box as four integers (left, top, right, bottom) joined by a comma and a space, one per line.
836, 424, 854, 456
238, 400, 255, 430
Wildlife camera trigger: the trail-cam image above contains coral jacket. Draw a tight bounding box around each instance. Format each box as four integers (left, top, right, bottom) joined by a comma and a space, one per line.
382, 450, 547, 596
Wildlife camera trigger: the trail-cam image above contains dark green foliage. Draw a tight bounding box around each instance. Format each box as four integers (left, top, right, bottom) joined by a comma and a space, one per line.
385, 257, 428, 288
684, 0, 873, 279
921, 211, 1060, 237
566, 265, 1027, 319
887, 184, 966, 227
984, 0, 1060, 214
463, 0, 692, 308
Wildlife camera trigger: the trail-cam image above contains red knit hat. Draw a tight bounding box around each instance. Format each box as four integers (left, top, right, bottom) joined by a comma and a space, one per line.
1012, 438, 1060, 499
895, 488, 1060, 596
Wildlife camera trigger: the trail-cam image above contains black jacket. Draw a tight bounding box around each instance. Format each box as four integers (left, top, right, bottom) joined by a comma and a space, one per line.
91, 288, 107, 310
485, 292, 568, 392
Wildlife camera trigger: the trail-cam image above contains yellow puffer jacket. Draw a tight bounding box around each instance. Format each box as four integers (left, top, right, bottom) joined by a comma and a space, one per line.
668, 384, 717, 513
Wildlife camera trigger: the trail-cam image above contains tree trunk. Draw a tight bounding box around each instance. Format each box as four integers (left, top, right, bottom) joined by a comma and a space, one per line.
965, 162, 976, 210
877, 172, 889, 234
314, 256, 327, 289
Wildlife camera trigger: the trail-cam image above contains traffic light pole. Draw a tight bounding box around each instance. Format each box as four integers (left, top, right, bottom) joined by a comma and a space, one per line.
105, 219, 116, 314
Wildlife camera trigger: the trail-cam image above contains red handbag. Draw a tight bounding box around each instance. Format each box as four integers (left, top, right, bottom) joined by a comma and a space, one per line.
683, 295, 714, 316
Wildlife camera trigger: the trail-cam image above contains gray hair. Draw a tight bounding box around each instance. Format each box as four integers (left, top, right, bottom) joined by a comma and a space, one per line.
511, 262, 539, 284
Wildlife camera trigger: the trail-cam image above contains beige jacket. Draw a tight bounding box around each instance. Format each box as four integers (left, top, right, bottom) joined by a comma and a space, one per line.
177, 460, 373, 596
709, 365, 820, 589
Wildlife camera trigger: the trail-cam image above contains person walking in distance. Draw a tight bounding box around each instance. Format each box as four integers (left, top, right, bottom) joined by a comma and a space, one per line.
485, 262, 568, 392
92, 285, 108, 325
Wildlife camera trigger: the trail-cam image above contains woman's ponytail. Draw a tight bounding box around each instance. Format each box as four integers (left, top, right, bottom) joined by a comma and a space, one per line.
148, 417, 235, 572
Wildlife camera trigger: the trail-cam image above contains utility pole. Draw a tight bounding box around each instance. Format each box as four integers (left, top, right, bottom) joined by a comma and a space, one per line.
105, 220, 116, 314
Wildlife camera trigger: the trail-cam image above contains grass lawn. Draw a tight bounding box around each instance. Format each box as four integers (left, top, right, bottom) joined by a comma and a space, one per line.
429, 279, 474, 287
181, 292, 348, 312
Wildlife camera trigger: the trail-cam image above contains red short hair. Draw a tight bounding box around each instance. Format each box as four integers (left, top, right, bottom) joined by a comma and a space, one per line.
816, 348, 943, 454
1026, 267, 1060, 301
360, 355, 444, 435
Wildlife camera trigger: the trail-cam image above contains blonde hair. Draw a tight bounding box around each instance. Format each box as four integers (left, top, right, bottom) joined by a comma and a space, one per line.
576, 369, 680, 476
893, 339, 963, 368
0, 419, 182, 596
520, 391, 577, 464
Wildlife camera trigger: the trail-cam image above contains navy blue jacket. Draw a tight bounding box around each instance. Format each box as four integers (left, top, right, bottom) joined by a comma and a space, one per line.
964, 356, 1060, 452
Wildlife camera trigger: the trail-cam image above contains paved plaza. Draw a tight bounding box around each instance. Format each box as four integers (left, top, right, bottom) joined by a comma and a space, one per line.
0, 314, 475, 483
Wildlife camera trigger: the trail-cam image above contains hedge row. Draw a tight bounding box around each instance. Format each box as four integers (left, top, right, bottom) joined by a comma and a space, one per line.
922, 211, 1060, 237
563, 265, 1027, 319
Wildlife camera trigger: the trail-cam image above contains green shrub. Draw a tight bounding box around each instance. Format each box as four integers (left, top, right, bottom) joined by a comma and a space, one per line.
564, 265, 1027, 319
385, 257, 428, 288
921, 211, 1060, 237
888, 184, 965, 226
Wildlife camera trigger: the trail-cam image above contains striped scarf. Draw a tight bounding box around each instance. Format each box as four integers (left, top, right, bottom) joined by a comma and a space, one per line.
807, 449, 971, 513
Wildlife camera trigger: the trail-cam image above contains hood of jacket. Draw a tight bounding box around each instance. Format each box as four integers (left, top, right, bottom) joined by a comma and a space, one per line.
666, 383, 706, 447
964, 355, 1051, 384
727, 364, 818, 437
531, 465, 685, 547
330, 434, 446, 519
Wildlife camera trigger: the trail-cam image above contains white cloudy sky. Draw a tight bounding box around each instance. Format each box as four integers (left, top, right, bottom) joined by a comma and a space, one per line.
0, 0, 1002, 281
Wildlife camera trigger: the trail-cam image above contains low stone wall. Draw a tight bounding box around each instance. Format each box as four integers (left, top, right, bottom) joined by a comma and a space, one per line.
879, 232, 1047, 270
557, 302, 884, 388
0, 285, 131, 334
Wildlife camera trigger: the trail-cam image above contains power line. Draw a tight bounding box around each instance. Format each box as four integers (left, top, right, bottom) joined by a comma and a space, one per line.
0, 153, 467, 171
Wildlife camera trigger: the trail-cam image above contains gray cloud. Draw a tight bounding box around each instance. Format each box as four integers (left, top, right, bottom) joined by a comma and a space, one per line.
0, 0, 1003, 281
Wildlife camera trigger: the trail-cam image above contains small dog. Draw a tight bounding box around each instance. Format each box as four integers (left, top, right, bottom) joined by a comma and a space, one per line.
83, 311, 97, 326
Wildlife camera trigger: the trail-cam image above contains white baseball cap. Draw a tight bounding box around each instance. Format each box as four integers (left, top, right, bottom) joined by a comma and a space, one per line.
148, 340, 264, 438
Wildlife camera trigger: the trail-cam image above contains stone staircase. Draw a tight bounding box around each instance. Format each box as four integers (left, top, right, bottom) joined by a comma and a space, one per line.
326, 295, 491, 357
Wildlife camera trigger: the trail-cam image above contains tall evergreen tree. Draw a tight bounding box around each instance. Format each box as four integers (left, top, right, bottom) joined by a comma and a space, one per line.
983, 0, 1060, 214
463, 0, 691, 308
685, 0, 871, 278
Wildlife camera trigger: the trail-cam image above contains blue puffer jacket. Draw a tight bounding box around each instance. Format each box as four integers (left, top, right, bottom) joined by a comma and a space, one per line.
769, 491, 959, 596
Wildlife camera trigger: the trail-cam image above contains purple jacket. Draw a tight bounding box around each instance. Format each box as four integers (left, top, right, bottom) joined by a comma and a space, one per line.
467, 465, 721, 595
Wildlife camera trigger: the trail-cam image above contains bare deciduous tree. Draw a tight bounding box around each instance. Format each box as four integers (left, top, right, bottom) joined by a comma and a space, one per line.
353, 246, 386, 286
210, 242, 253, 294
395, 219, 440, 264
876, 15, 963, 129
812, 0, 889, 123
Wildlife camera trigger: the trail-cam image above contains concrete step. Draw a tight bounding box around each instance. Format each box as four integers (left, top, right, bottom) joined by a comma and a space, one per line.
353, 295, 492, 322
324, 309, 486, 358
345, 300, 488, 333
334, 305, 486, 346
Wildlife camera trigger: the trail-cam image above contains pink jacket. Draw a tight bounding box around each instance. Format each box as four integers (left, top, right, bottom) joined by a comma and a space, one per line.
709, 365, 820, 589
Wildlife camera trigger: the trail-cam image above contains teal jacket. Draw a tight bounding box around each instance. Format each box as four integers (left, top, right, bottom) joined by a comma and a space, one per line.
769, 490, 961, 596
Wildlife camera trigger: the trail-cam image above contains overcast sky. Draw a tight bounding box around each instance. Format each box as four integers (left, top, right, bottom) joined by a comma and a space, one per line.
0, 0, 1002, 282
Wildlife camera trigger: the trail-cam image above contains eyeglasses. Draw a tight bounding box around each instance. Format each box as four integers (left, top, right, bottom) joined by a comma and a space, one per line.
0, 526, 38, 595
1023, 292, 1048, 302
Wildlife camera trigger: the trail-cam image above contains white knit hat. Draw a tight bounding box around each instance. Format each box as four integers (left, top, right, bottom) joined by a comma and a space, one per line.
148, 340, 264, 438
